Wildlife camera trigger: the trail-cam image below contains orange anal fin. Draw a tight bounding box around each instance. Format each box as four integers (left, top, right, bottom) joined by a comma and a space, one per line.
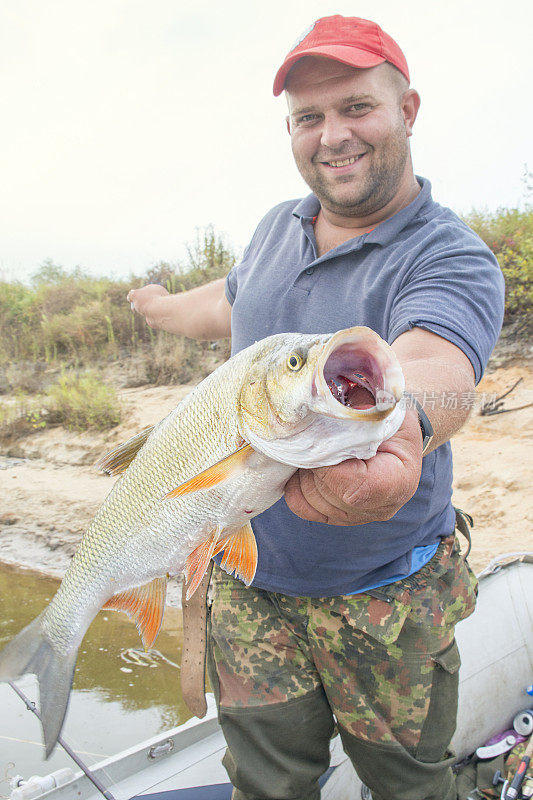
102, 576, 167, 649
184, 528, 222, 601
162, 444, 254, 501
212, 522, 258, 587
95, 425, 155, 476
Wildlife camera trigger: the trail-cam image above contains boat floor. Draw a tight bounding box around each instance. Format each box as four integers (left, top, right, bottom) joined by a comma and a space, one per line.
41, 698, 360, 800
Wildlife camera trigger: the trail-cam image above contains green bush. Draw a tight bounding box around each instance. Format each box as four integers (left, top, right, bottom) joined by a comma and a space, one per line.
0, 281, 40, 362
0, 396, 45, 441
0, 371, 121, 442
45, 371, 121, 431
465, 206, 533, 324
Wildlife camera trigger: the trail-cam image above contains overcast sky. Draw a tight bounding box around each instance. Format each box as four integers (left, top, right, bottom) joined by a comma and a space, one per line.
1, 0, 531, 283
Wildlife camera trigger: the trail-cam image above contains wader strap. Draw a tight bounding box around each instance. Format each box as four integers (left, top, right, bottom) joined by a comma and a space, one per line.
454, 507, 473, 559
180, 562, 213, 719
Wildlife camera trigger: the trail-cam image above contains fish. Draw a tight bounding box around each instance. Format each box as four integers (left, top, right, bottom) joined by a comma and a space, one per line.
0, 326, 405, 757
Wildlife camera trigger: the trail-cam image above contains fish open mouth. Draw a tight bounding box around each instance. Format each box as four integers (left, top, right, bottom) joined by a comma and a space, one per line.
324, 354, 377, 410
313, 328, 404, 420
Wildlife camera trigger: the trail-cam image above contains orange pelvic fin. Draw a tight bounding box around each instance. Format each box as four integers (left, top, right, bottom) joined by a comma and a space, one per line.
184, 528, 222, 600
102, 576, 167, 649
162, 444, 254, 501
213, 522, 258, 587
95, 426, 155, 476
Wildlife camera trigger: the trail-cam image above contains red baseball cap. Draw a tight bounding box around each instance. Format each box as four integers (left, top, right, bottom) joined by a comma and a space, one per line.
273, 15, 409, 96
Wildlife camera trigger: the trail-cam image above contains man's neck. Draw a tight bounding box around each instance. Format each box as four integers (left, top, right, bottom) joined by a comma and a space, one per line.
314, 176, 421, 257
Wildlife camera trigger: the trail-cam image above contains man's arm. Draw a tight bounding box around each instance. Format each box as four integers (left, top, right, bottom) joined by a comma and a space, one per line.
127, 278, 231, 340
284, 327, 476, 525
391, 328, 475, 451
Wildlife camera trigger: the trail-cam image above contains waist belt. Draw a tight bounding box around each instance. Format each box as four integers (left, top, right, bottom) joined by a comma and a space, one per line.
454, 506, 473, 559
180, 562, 213, 718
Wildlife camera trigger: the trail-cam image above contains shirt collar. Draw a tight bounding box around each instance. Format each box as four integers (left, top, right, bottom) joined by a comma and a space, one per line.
363, 177, 432, 246
292, 194, 321, 221
292, 177, 433, 250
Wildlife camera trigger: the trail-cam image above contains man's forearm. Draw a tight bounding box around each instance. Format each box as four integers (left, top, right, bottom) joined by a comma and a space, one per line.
402, 362, 473, 452
128, 278, 231, 340
392, 329, 476, 453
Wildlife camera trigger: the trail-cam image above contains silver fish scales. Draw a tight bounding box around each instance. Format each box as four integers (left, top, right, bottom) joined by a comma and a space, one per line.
0, 327, 405, 756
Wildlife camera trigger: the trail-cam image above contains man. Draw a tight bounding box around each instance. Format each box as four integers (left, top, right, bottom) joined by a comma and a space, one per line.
128, 16, 504, 800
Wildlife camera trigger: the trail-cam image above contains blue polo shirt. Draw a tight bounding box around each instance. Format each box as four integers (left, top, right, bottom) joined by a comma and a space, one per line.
224, 177, 504, 597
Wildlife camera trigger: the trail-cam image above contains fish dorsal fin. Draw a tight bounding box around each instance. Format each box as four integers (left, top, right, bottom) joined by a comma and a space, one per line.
102, 576, 167, 649
213, 523, 258, 587
95, 426, 155, 475
184, 528, 222, 600
163, 444, 254, 501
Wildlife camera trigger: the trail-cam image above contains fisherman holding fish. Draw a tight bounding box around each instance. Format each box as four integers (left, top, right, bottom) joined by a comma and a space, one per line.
0, 15, 504, 800
128, 15, 505, 800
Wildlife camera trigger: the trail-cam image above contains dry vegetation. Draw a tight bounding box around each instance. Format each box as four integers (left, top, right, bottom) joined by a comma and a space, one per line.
0, 226, 234, 441
0, 211, 531, 446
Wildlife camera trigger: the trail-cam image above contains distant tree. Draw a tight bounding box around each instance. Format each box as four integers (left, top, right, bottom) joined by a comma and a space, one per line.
143, 262, 178, 288
521, 163, 533, 203
31, 259, 86, 286
185, 225, 237, 279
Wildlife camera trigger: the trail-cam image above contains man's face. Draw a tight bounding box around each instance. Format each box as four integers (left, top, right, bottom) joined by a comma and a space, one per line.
286, 59, 416, 218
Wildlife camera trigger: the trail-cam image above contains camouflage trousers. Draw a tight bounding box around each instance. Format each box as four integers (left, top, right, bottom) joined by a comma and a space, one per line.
207, 535, 478, 800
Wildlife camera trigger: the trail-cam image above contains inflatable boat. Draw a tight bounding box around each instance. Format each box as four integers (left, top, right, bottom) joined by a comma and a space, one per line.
8, 553, 533, 800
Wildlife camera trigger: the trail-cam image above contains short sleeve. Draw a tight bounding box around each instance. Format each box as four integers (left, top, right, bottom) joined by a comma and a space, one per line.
225, 269, 237, 305
223, 217, 266, 306
388, 231, 505, 384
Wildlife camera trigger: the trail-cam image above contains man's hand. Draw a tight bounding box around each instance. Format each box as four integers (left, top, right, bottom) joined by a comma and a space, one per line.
284, 328, 476, 526
127, 284, 169, 328
284, 408, 422, 525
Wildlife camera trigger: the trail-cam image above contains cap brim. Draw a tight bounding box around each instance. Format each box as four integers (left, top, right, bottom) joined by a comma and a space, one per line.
273, 45, 384, 96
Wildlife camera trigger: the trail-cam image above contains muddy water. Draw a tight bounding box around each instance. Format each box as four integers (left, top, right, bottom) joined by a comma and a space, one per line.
0, 564, 192, 794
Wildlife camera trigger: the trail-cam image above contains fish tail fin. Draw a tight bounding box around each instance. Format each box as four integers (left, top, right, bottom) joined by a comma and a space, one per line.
0, 613, 77, 758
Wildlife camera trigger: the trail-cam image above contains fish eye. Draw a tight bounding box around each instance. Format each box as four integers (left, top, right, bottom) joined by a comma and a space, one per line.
287, 352, 305, 371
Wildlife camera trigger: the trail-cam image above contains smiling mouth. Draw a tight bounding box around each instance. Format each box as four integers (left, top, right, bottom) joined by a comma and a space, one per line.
322, 154, 365, 168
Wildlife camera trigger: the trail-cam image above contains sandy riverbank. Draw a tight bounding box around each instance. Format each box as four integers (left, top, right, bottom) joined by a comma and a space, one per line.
1, 365, 532, 588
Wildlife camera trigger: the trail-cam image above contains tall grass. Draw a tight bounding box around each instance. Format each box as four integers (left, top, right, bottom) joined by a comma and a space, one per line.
0, 226, 236, 368
144, 334, 231, 385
